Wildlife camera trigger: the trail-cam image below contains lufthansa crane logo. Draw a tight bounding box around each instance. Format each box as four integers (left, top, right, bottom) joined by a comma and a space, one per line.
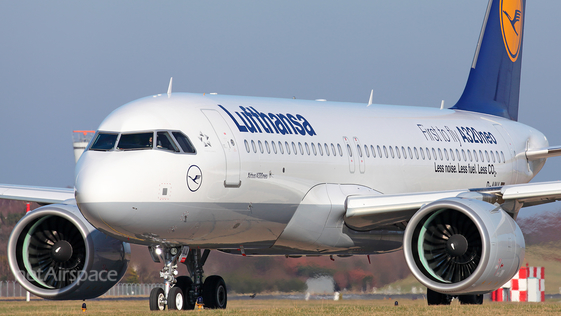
500, 0, 523, 62
187, 165, 202, 192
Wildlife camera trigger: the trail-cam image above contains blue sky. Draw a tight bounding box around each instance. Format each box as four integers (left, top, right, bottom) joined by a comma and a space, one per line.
1, 1, 560, 217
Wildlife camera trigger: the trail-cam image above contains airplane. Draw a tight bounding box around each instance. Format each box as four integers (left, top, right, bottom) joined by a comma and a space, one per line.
2, 0, 561, 309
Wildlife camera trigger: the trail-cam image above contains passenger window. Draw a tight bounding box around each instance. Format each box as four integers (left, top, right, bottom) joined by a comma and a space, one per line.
462, 149, 467, 161
401, 146, 406, 159
383, 146, 388, 158
244, 140, 250, 153
316, 143, 321, 156
173, 132, 196, 153
419, 147, 425, 160
305, 142, 310, 155
408, 147, 413, 159
251, 140, 257, 153
156, 132, 180, 152
413, 147, 418, 159
496, 151, 500, 163
449, 149, 454, 161
292, 142, 298, 155
501, 151, 505, 163
265, 141, 270, 154
299, 142, 304, 155
90, 133, 118, 151
337, 144, 343, 156
331, 143, 336, 156
490, 151, 495, 162
473, 150, 478, 162
467, 150, 472, 161
278, 141, 283, 154
485, 150, 489, 162
117, 132, 154, 150
389, 146, 395, 159
258, 141, 264, 153
356, 145, 362, 157
324, 143, 330, 156
425, 147, 430, 160
347, 144, 353, 157
371, 145, 376, 158
444, 148, 449, 161
272, 141, 277, 154
479, 150, 484, 162
285, 141, 291, 154
378, 146, 382, 158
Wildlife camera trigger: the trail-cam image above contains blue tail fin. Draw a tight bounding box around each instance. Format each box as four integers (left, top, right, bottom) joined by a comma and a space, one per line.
451, 0, 525, 121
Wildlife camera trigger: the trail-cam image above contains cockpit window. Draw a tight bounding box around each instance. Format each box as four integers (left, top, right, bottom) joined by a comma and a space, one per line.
89, 130, 194, 154
117, 133, 154, 150
156, 132, 180, 152
172, 132, 196, 153
90, 133, 118, 151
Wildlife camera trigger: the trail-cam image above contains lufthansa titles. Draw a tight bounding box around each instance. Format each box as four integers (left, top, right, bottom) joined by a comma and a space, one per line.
220, 105, 316, 137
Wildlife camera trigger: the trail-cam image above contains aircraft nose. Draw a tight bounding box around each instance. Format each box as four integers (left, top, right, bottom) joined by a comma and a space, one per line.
74, 152, 136, 234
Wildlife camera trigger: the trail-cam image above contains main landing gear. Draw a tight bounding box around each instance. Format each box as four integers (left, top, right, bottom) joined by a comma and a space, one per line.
147, 246, 227, 311
427, 289, 483, 305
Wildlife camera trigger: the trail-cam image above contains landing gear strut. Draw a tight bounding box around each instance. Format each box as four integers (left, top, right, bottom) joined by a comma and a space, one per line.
148, 246, 227, 310
427, 289, 451, 305
426, 289, 483, 305
148, 245, 185, 310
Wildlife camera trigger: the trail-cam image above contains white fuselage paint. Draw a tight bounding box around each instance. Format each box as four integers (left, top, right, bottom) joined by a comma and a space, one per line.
75, 93, 548, 255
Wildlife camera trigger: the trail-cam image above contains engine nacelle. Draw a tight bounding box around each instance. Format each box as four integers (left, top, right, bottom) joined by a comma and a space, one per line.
8, 203, 130, 300
403, 197, 524, 295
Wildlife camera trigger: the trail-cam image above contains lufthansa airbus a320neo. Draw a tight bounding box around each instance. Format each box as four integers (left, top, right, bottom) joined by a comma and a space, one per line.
2, 0, 560, 309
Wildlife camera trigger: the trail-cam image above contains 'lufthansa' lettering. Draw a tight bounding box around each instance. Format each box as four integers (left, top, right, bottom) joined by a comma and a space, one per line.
219, 105, 316, 136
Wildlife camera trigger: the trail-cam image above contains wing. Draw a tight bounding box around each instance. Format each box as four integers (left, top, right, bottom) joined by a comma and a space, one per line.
0, 184, 75, 205
344, 181, 561, 231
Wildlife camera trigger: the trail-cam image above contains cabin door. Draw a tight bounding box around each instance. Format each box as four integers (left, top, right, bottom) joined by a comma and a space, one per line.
202, 109, 241, 187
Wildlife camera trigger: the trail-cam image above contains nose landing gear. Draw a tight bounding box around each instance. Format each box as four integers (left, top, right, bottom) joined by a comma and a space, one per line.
147, 245, 227, 311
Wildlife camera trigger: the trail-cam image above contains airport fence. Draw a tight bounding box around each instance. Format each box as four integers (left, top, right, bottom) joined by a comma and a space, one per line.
0, 281, 27, 298
0, 281, 164, 298
102, 283, 165, 297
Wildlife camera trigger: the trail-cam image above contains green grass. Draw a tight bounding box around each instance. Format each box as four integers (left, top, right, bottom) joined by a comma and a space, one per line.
1, 299, 561, 316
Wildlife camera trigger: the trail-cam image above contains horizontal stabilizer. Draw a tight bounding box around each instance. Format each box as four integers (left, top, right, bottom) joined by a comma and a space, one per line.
525, 146, 561, 160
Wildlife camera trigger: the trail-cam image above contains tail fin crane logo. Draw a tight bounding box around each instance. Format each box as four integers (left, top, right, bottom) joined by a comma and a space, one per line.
503, 9, 521, 35
500, 0, 523, 62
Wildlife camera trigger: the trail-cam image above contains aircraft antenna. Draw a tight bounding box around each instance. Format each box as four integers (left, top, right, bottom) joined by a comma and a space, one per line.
367, 89, 374, 106
440, 100, 445, 110
167, 77, 173, 97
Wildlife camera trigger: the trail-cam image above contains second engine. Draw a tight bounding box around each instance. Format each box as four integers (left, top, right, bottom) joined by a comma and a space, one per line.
403, 197, 524, 295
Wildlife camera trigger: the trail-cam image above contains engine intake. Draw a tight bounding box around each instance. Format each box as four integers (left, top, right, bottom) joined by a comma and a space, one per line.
8, 204, 130, 300
403, 197, 524, 295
